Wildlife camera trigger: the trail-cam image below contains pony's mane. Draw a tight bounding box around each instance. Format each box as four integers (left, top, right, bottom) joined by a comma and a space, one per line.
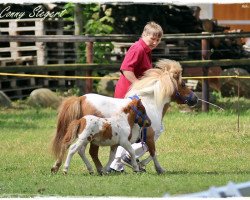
126, 59, 183, 107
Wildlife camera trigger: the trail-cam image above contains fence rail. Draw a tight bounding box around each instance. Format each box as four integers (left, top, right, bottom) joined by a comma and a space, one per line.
0, 58, 250, 73
1, 32, 250, 42
0, 58, 249, 102
1, 33, 250, 111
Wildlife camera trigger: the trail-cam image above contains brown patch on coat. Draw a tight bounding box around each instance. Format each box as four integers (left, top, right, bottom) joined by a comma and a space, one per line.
128, 130, 132, 141
101, 122, 112, 140
77, 118, 87, 135
123, 98, 147, 141
87, 134, 94, 142
89, 143, 102, 171
144, 127, 156, 157
122, 99, 139, 128
80, 96, 104, 117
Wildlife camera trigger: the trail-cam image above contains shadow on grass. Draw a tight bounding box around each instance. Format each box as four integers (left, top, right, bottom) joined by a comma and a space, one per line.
64, 170, 250, 176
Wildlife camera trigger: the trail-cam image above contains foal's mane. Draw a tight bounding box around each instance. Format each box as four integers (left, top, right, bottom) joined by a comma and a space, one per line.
126, 59, 183, 107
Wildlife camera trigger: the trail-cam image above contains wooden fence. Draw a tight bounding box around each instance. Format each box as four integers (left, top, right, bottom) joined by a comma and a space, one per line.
0, 33, 250, 111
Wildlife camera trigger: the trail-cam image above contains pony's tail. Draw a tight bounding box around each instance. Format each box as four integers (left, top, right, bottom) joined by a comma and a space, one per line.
63, 119, 82, 148
51, 96, 84, 158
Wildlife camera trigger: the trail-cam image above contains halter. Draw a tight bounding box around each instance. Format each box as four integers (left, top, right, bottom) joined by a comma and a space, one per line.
175, 90, 195, 106
128, 95, 150, 127
170, 78, 195, 106
129, 95, 149, 149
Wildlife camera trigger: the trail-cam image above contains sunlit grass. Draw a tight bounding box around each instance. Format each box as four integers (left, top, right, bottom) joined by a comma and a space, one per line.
0, 101, 249, 197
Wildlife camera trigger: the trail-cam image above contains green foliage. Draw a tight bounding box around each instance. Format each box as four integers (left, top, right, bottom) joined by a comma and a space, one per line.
0, 100, 249, 197
63, 3, 115, 91
62, 2, 75, 21
63, 3, 114, 64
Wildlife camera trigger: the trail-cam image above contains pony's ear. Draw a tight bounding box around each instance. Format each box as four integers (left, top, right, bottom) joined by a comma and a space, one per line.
135, 99, 140, 107
133, 99, 141, 109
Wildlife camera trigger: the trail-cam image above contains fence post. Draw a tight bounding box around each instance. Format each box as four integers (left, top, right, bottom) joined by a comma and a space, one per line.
86, 41, 93, 93
201, 33, 210, 112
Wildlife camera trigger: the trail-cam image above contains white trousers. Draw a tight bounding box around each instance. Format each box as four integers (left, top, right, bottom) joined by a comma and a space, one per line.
109, 124, 165, 171
109, 142, 148, 171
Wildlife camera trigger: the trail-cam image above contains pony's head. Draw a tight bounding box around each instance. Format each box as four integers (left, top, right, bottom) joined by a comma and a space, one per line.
126, 59, 198, 107
123, 97, 151, 128
172, 80, 198, 106
156, 59, 198, 106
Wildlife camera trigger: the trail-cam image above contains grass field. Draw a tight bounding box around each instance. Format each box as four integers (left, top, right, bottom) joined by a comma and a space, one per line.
0, 99, 249, 197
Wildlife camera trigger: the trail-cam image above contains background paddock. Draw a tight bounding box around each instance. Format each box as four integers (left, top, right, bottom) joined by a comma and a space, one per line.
0, 101, 249, 197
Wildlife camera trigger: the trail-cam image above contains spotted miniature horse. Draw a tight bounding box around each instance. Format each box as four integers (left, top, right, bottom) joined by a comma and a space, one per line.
51, 59, 198, 174
51, 96, 151, 174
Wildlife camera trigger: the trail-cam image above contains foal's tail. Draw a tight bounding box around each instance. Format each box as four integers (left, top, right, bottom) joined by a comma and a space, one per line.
51, 96, 84, 158
63, 119, 83, 148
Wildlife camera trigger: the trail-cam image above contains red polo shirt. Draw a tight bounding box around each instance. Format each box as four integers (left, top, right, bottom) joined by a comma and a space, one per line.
114, 38, 152, 98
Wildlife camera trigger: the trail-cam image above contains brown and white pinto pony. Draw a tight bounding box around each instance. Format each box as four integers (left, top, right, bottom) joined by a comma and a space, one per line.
51, 97, 151, 175
51, 59, 198, 174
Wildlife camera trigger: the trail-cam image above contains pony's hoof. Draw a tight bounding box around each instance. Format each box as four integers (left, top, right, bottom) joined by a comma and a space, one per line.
89, 171, 94, 175
139, 168, 146, 173
98, 172, 104, 176
157, 168, 166, 174
102, 171, 108, 175
51, 167, 58, 174
97, 169, 104, 176
134, 167, 146, 173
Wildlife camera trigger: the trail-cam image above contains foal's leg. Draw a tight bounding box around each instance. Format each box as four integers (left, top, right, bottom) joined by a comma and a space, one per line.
140, 156, 152, 167
78, 146, 94, 174
145, 127, 165, 174
89, 143, 103, 175
121, 141, 139, 172
63, 139, 87, 174
103, 145, 118, 174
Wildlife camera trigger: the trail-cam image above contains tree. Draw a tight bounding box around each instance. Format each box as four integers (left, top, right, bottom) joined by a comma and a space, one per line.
63, 3, 114, 63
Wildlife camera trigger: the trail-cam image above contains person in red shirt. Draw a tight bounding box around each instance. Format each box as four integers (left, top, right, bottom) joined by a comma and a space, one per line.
114, 21, 163, 98
109, 22, 163, 173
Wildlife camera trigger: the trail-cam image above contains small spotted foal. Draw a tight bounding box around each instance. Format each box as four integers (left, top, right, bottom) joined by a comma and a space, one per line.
51, 96, 151, 175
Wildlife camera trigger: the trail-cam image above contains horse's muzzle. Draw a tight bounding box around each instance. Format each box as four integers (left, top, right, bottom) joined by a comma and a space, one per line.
186, 92, 198, 107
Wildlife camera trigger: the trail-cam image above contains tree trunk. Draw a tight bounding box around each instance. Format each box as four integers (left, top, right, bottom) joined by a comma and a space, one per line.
74, 3, 83, 62
74, 3, 85, 94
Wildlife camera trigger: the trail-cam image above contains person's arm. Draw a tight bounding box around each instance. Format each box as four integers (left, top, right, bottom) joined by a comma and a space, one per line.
122, 70, 138, 83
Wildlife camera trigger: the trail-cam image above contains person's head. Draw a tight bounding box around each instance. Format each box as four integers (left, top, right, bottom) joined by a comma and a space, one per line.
141, 21, 163, 50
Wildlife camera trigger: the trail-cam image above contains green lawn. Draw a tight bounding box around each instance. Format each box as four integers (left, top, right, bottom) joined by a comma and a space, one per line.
0, 101, 249, 197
